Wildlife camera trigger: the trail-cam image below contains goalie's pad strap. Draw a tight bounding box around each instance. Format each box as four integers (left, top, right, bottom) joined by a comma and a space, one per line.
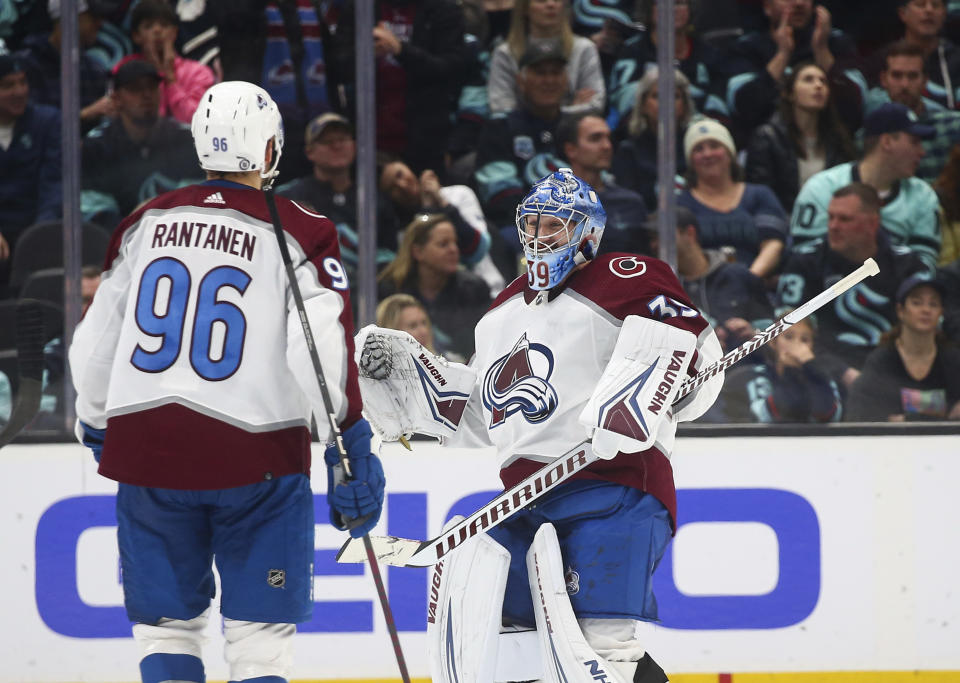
526, 523, 631, 683
354, 325, 478, 442
578, 315, 697, 459
427, 516, 511, 683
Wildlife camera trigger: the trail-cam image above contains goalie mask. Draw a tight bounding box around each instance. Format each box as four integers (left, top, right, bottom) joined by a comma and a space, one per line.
191, 81, 284, 184
516, 168, 606, 290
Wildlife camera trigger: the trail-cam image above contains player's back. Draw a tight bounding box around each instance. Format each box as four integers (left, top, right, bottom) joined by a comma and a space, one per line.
71, 182, 352, 489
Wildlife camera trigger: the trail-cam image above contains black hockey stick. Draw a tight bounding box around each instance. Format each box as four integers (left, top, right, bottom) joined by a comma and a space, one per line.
263, 190, 410, 683
336, 258, 880, 568
0, 300, 47, 449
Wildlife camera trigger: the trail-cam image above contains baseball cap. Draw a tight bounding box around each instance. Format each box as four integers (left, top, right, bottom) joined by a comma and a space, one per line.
305, 112, 352, 144
896, 273, 947, 304
519, 40, 568, 69
863, 102, 935, 140
0, 46, 23, 80
111, 59, 162, 90
683, 118, 737, 163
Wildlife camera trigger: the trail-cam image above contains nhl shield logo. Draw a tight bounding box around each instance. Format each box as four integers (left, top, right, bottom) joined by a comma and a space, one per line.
513, 135, 535, 161
267, 569, 286, 588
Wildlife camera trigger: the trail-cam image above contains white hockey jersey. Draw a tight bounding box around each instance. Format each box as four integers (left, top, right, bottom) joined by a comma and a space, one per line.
453, 253, 722, 526
68, 181, 362, 490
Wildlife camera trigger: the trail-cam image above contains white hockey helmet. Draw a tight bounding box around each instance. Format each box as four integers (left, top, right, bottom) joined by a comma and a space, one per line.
191, 81, 284, 182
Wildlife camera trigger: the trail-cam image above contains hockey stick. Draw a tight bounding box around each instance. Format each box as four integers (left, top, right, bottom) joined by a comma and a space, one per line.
0, 300, 47, 449
263, 191, 410, 683
337, 257, 880, 568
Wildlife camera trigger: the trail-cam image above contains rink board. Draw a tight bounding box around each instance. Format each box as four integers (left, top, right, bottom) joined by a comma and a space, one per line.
2, 435, 959, 682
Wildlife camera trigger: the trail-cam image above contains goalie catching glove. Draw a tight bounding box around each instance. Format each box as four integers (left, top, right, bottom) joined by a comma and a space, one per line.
325, 418, 385, 538
579, 315, 697, 459
354, 325, 478, 442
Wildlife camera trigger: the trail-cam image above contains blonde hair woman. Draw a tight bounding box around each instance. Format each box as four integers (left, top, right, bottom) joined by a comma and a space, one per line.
486, 0, 605, 115
378, 214, 491, 358
376, 293, 436, 353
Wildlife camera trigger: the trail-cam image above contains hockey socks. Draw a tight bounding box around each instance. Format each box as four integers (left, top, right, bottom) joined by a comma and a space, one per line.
140, 652, 205, 683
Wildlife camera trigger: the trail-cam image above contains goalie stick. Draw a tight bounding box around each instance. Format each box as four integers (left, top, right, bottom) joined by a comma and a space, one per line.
337, 258, 880, 568
0, 300, 47, 449
263, 191, 410, 683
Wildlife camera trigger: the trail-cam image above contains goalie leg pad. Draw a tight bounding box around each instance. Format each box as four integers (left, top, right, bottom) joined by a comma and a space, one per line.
222, 618, 295, 681
427, 516, 511, 683
526, 523, 632, 683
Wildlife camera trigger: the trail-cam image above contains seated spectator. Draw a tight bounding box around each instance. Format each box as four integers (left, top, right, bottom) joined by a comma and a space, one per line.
611, 66, 699, 210
378, 214, 491, 359
376, 292, 439, 354
712, 315, 842, 423
114, 0, 215, 124
866, 41, 960, 183
0, 50, 61, 285
380, 158, 505, 295
81, 60, 201, 224
892, 0, 960, 109
725, 0, 862, 144
557, 112, 650, 255
333, 0, 472, 174
937, 257, 960, 341
791, 102, 942, 269
746, 61, 855, 213
277, 113, 395, 277
15, 0, 111, 131
777, 183, 930, 385
677, 119, 788, 277
667, 206, 775, 350
474, 41, 567, 244
607, 0, 727, 134
932, 142, 960, 263
487, 0, 604, 116
846, 274, 960, 421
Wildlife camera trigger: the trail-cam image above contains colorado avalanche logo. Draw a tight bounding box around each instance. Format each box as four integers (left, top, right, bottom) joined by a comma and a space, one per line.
609, 256, 647, 278
483, 334, 559, 428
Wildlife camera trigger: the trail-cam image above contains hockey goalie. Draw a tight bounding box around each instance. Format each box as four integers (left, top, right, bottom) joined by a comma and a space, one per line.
356, 168, 724, 683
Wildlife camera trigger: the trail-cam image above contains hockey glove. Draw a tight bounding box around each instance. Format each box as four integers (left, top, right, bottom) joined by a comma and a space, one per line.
324, 418, 385, 538
78, 421, 106, 463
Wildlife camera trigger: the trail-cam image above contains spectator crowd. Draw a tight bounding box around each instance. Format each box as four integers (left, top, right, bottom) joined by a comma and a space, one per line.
1, 0, 959, 427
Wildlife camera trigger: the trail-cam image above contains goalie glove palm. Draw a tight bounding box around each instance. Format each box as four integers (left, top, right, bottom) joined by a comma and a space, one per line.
324, 419, 385, 538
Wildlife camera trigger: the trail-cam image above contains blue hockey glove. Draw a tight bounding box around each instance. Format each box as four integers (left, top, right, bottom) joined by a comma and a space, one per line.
79, 421, 106, 462
324, 418, 385, 538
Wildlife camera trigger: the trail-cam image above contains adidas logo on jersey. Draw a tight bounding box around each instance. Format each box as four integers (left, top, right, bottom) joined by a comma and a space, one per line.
204, 192, 226, 205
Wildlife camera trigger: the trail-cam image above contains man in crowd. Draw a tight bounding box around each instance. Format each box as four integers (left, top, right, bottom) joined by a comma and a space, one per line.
557, 111, 650, 255
82, 60, 200, 225
894, 0, 960, 108
474, 40, 569, 248
867, 40, 960, 181
790, 102, 942, 269
779, 183, 930, 385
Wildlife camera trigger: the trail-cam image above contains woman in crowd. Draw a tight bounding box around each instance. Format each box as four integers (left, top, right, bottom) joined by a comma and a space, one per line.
711, 315, 841, 423
677, 119, 788, 278
611, 66, 699, 210
746, 62, 856, 214
378, 214, 491, 359
846, 276, 960, 422
932, 143, 960, 265
376, 293, 438, 354
606, 0, 727, 134
487, 0, 605, 115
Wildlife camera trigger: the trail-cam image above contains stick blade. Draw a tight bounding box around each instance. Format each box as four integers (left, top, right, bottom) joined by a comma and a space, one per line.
336, 535, 427, 567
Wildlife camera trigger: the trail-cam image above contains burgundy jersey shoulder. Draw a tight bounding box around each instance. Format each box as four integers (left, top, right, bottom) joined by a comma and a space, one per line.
102, 184, 338, 270
489, 273, 527, 311
567, 252, 697, 322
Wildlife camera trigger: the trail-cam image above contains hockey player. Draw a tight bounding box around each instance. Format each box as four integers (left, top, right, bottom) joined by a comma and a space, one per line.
68, 82, 384, 683
358, 168, 724, 682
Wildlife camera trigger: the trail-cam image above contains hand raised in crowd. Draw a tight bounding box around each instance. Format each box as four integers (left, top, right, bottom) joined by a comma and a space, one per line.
773, 12, 795, 56
142, 23, 178, 81
811, 5, 835, 70
81, 93, 117, 121
373, 22, 402, 58
419, 169, 447, 209
0, 233, 9, 261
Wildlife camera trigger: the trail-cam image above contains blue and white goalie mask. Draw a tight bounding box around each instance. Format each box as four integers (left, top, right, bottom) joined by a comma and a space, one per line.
516, 168, 606, 290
